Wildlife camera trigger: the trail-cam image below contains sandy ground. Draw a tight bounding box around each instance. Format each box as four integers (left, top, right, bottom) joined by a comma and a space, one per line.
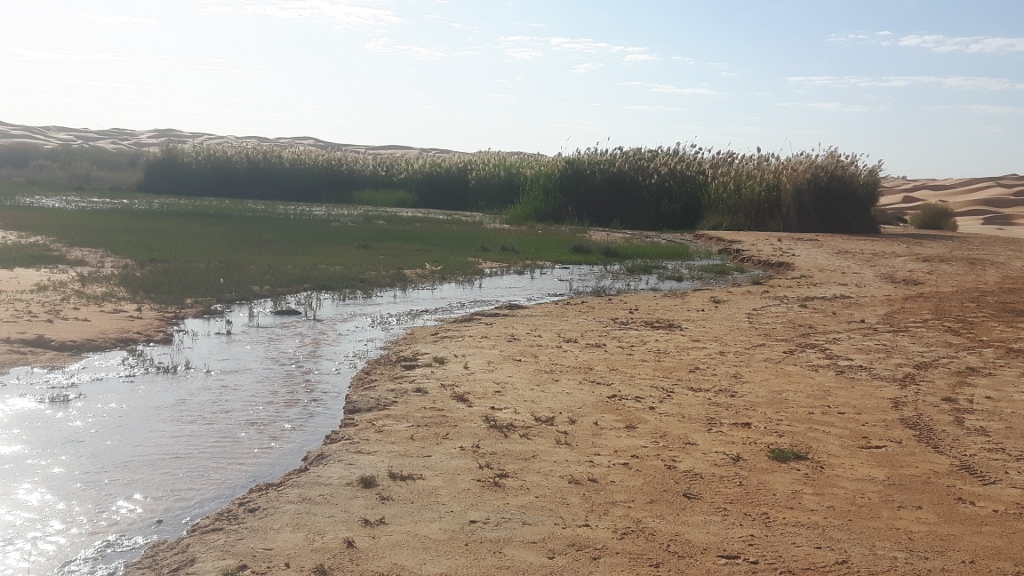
122, 228, 1024, 576
0, 231, 179, 373
879, 175, 1024, 238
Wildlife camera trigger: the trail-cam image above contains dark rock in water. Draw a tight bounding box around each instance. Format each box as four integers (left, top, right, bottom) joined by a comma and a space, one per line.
271, 309, 303, 316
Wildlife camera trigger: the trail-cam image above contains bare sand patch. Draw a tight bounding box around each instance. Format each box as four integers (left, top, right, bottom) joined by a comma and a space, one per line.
0, 233, 179, 373
128, 229, 1024, 576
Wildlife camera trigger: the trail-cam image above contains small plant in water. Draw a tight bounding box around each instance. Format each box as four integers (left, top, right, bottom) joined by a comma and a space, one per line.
767, 446, 810, 463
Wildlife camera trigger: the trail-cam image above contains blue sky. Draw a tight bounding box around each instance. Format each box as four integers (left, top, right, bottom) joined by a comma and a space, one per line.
2, 0, 1021, 177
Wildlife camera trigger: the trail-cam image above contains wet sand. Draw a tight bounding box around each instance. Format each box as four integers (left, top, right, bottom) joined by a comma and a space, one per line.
0, 233, 180, 373
124, 228, 1024, 576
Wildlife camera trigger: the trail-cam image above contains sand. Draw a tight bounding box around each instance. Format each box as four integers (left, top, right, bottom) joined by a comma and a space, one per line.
124, 228, 1024, 576
880, 175, 1024, 239
0, 231, 180, 373
0, 120, 459, 156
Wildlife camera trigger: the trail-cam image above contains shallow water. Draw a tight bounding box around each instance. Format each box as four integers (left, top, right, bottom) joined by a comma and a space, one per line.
0, 263, 724, 575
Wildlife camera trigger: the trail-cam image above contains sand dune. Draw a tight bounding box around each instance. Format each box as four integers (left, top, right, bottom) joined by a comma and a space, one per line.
0, 120, 460, 156
880, 175, 1024, 238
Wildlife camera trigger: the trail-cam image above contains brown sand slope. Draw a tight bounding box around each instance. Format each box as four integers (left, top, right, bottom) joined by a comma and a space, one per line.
129, 229, 1024, 576
880, 175, 1024, 238
0, 120, 460, 155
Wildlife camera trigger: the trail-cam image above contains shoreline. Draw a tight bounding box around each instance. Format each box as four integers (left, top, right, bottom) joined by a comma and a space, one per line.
127, 228, 1024, 575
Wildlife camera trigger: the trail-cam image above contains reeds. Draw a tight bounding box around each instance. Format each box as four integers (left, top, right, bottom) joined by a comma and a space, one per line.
3, 140, 883, 233
136, 143, 882, 233
0, 142, 145, 191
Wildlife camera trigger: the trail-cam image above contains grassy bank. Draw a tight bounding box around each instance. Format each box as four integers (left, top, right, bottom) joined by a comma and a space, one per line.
0, 190, 705, 306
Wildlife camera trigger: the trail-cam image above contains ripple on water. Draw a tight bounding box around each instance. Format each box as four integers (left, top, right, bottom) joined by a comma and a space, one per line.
0, 262, 737, 575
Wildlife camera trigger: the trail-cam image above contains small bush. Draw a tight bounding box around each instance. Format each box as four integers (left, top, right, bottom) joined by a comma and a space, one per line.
356, 473, 379, 489
767, 446, 810, 463
909, 202, 958, 231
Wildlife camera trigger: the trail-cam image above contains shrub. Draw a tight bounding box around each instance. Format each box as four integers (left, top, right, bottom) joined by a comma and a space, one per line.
909, 202, 958, 231
767, 446, 810, 463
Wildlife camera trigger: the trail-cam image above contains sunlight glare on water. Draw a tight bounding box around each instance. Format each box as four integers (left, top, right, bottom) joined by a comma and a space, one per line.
0, 263, 725, 575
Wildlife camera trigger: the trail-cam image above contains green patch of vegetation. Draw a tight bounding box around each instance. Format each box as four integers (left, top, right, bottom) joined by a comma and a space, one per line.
0, 193, 704, 306
0, 240, 79, 269
350, 188, 417, 208
909, 202, 958, 231
767, 446, 810, 463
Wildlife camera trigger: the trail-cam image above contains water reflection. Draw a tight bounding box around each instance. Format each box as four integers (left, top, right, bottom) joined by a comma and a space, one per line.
0, 262, 728, 575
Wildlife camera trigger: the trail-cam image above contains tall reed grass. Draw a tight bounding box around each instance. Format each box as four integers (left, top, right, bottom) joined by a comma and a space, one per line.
0, 142, 145, 190
3, 140, 883, 233
137, 143, 881, 233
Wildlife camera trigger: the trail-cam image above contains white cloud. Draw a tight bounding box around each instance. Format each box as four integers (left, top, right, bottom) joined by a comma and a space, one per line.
570, 62, 601, 73
550, 37, 654, 58
828, 31, 896, 47
778, 102, 873, 112
497, 35, 656, 63
623, 81, 719, 96
788, 75, 1024, 91
832, 31, 1024, 53
624, 105, 683, 111
81, 13, 165, 26
366, 37, 445, 59
932, 104, 1024, 114
899, 34, 1024, 53
499, 36, 545, 60
209, 0, 401, 28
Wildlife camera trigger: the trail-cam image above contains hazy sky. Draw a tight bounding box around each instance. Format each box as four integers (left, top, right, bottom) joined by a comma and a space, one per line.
2, 0, 1021, 177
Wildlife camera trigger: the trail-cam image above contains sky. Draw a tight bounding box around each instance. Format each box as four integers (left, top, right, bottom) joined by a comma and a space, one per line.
1, 0, 1022, 178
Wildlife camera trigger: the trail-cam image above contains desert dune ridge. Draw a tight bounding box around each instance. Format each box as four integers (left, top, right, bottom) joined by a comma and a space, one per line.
879, 175, 1024, 238
0, 120, 461, 156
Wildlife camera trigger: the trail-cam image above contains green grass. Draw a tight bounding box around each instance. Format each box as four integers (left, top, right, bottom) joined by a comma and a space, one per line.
0, 188, 707, 306
0, 240, 81, 269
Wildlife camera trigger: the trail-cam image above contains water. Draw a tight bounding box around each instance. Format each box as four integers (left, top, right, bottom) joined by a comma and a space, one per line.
0, 263, 722, 575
